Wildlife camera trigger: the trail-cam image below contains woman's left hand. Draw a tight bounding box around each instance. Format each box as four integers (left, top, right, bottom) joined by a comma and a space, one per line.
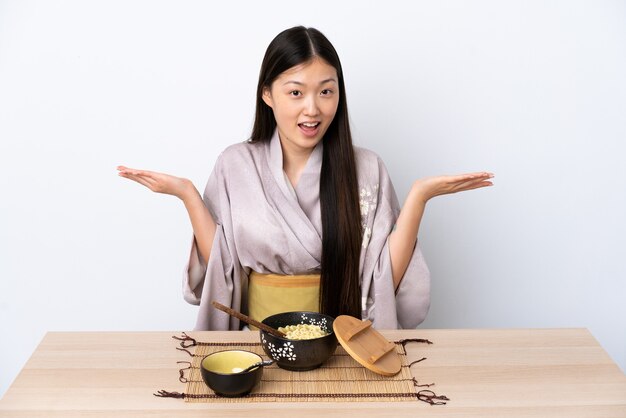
411, 172, 494, 204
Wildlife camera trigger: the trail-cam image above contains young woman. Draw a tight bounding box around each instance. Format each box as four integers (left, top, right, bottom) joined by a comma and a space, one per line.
118, 26, 493, 331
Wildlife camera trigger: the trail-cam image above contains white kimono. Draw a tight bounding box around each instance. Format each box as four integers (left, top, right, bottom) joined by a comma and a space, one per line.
184, 131, 430, 330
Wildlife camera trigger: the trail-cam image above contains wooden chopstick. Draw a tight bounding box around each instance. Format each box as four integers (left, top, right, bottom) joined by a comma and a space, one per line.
211, 301, 287, 338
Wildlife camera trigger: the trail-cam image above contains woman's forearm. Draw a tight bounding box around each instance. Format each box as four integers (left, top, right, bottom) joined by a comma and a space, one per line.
181, 181, 216, 265
388, 184, 427, 289
387, 172, 494, 290
116, 166, 217, 264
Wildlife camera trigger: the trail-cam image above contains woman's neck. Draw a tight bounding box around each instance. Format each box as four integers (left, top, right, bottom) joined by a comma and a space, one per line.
281, 143, 313, 189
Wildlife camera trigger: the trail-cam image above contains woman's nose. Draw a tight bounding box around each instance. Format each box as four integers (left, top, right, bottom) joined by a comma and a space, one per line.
303, 96, 320, 116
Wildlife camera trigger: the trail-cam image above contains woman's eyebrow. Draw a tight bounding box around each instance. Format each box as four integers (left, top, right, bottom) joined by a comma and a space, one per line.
282, 78, 338, 86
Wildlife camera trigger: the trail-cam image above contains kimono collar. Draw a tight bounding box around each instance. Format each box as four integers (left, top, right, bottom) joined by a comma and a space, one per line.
266, 129, 324, 246
268, 130, 323, 197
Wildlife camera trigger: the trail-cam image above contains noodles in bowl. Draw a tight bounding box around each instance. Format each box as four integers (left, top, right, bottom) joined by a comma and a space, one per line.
277, 324, 329, 340
260, 311, 337, 371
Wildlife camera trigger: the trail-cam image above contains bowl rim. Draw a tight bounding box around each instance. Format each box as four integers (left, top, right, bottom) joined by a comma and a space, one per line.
201, 349, 263, 376
260, 311, 336, 342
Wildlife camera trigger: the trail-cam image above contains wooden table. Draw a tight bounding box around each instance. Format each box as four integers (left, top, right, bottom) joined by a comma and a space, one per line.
0, 329, 624, 417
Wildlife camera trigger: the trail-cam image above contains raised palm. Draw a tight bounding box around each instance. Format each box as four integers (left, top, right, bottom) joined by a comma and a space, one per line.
117, 166, 193, 199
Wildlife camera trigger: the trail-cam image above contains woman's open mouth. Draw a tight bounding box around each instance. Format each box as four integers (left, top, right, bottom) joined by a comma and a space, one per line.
298, 121, 321, 137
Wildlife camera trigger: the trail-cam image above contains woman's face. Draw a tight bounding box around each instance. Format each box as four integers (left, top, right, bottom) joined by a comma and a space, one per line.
263, 57, 339, 156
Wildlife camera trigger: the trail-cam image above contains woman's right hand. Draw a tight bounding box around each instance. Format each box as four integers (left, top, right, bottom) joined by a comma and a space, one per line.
117, 165, 194, 201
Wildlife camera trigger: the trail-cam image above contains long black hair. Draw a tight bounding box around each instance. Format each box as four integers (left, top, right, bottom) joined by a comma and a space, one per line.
249, 26, 362, 319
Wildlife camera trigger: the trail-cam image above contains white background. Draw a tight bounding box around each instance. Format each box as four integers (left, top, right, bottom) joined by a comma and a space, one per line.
1, 0, 625, 397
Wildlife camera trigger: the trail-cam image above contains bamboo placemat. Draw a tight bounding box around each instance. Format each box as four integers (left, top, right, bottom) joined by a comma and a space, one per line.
155, 333, 449, 404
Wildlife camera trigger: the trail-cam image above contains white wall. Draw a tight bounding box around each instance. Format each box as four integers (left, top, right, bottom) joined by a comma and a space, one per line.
1, 0, 625, 397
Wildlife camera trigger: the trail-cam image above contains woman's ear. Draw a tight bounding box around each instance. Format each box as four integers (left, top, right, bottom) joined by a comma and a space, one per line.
262, 87, 273, 108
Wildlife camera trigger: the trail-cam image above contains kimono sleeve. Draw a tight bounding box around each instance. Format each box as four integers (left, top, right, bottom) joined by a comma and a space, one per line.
360, 155, 431, 329
181, 153, 242, 330
182, 236, 207, 305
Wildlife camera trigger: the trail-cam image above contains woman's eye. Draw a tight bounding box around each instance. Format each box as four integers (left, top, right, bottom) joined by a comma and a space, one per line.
321, 89, 333, 96
289, 91, 302, 97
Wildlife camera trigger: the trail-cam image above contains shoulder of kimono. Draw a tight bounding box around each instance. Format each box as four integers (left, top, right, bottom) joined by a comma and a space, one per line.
216, 140, 265, 166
